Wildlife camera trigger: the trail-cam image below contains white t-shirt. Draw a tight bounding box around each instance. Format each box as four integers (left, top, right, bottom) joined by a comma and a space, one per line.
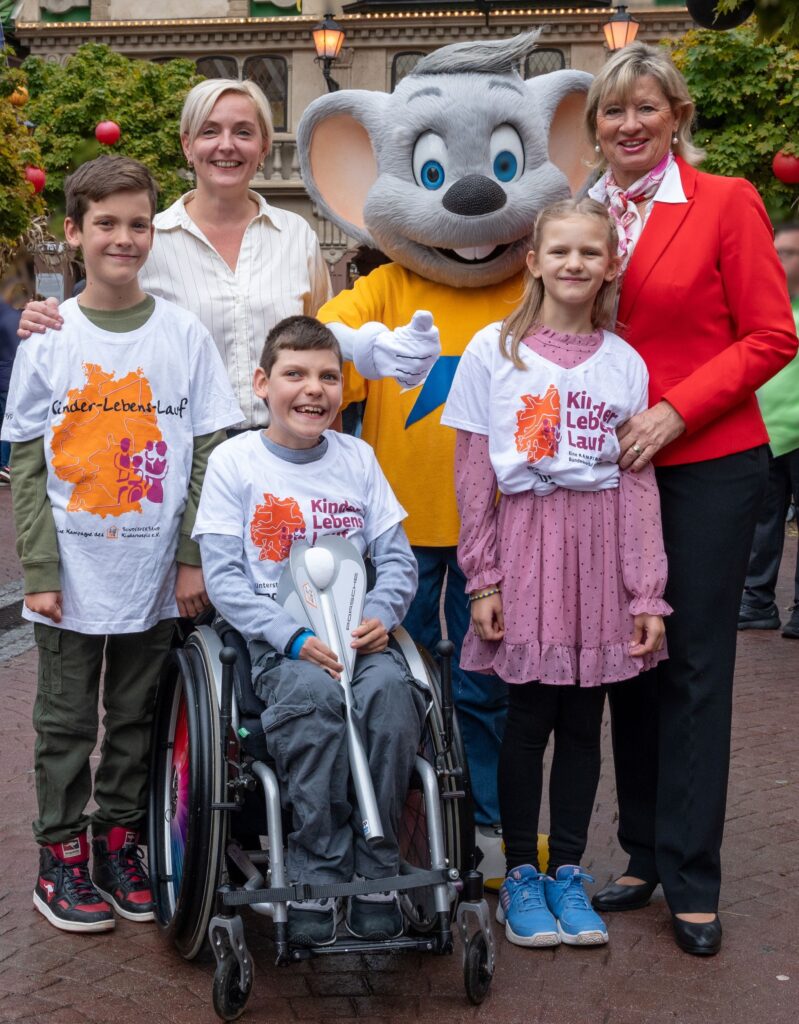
193, 430, 406, 598
441, 323, 649, 495
2, 297, 243, 633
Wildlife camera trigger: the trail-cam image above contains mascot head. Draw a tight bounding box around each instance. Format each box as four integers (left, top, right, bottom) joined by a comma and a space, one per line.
298, 32, 594, 289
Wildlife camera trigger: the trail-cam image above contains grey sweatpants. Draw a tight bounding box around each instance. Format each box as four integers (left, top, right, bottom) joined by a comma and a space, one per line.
251, 646, 427, 884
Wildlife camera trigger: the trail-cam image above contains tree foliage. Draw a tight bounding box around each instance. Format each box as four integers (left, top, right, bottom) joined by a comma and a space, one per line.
0, 50, 45, 264
717, 1, 799, 46
22, 44, 201, 229
668, 24, 799, 219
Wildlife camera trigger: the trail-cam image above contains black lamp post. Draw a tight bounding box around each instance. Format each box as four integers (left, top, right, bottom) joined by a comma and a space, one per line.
602, 4, 640, 52
312, 14, 346, 93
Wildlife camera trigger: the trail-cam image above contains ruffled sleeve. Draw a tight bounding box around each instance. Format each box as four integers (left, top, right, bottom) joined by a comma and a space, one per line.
618, 463, 672, 617
454, 430, 502, 593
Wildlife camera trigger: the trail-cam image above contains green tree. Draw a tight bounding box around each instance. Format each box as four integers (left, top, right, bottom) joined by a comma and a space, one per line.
717, 1, 799, 46
668, 24, 799, 219
22, 43, 201, 230
0, 51, 45, 270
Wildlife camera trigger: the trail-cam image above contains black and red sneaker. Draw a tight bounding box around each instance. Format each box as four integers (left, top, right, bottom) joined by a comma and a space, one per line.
92, 827, 154, 922
33, 835, 115, 933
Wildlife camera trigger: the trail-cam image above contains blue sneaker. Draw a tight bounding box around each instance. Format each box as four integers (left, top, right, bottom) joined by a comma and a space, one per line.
545, 866, 609, 945
496, 866, 560, 947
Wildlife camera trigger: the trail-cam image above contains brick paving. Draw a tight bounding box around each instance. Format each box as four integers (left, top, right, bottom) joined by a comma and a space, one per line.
0, 484, 797, 1023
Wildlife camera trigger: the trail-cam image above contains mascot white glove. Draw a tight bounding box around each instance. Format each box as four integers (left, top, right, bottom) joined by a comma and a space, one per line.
328, 311, 440, 388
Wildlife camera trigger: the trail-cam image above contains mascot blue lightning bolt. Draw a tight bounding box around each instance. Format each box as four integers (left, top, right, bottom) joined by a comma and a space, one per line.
298, 32, 593, 882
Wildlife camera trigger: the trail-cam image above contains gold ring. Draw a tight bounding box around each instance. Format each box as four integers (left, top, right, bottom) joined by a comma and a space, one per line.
632, 442, 642, 454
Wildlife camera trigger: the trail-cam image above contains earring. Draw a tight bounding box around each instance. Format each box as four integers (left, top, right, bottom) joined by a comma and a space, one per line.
594, 142, 601, 153
671, 134, 678, 146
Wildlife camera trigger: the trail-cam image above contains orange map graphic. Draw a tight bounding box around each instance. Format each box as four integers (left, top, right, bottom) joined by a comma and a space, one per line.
50, 364, 162, 517
515, 384, 561, 463
250, 494, 306, 562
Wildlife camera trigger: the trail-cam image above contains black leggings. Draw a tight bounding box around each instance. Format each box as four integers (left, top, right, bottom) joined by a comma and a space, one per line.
499, 681, 606, 876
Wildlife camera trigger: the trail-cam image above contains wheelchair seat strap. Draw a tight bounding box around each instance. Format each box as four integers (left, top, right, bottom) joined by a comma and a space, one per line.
222, 867, 452, 906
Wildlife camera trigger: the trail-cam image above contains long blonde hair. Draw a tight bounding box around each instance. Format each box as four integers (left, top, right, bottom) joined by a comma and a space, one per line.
499, 198, 619, 368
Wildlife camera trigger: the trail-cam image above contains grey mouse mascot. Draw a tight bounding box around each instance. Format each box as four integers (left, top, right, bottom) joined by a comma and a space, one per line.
298, 31, 593, 886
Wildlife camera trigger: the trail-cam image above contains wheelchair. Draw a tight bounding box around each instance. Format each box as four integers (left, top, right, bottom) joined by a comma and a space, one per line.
147, 617, 496, 1021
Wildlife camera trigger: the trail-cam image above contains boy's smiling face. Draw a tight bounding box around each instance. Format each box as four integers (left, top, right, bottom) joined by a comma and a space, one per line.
254, 347, 343, 450
64, 190, 154, 302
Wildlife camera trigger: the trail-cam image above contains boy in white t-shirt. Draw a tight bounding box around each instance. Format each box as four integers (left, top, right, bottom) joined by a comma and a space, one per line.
193, 315, 425, 948
1, 156, 242, 934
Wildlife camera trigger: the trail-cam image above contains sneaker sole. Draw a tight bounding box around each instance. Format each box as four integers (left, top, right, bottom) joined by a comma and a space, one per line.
557, 922, 608, 946
737, 619, 780, 631
33, 892, 115, 933
93, 884, 154, 922
496, 904, 560, 947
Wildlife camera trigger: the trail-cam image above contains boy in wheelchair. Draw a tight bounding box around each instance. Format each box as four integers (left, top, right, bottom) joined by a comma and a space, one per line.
193, 315, 427, 948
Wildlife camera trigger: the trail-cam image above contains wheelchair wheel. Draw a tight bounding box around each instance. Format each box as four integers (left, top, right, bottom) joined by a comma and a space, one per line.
212, 957, 252, 1022
394, 631, 471, 931
148, 629, 226, 960
464, 931, 493, 1005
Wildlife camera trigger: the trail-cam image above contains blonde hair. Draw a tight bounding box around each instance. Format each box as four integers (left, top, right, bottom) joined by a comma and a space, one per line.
499, 198, 619, 368
180, 78, 274, 150
585, 41, 704, 170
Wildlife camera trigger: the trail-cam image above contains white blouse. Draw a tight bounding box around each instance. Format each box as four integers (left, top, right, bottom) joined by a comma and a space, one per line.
141, 191, 332, 429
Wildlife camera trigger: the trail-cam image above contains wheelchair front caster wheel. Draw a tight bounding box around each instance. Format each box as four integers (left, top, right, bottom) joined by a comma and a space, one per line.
212, 957, 252, 1021
464, 931, 493, 1005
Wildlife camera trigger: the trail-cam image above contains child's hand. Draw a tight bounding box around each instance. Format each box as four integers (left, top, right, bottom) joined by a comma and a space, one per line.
25, 591, 62, 623
299, 636, 343, 680
351, 617, 389, 654
175, 564, 210, 619
629, 614, 665, 657
18, 297, 62, 339
470, 592, 504, 641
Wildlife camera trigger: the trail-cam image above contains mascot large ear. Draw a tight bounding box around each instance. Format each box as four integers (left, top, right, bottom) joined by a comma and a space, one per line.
527, 70, 595, 195
297, 91, 389, 247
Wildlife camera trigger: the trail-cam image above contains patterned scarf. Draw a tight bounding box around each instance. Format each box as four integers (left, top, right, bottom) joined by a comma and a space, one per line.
591, 152, 673, 273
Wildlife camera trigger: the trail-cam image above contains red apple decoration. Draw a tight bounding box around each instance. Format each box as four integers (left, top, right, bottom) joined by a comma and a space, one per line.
24, 165, 46, 194
95, 120, 121, 146
772, 150, 799, 185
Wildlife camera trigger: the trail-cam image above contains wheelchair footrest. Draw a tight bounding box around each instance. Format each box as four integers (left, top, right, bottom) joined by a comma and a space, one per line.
292, 935, 448, 958
222, 867, 454, 907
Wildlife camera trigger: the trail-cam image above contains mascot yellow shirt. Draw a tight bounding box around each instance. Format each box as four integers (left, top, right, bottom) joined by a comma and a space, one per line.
319, 263, 525, 548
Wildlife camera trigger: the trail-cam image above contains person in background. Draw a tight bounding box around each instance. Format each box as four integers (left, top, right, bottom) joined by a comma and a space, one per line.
738, 221, 799, 639
0, 298, 21, 482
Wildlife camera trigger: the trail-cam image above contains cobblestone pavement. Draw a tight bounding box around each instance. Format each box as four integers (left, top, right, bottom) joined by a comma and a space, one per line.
0, 486, 797, 1024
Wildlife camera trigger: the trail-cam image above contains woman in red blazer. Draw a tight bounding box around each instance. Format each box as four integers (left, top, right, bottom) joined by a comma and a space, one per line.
584, 42, 797, 956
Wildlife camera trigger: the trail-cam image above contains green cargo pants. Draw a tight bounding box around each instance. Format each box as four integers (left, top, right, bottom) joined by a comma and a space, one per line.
32, 619, 175, 845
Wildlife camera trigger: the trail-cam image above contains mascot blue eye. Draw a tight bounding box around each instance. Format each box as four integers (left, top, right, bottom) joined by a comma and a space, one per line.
420, 160, 445, 190
493, 151, 518, 182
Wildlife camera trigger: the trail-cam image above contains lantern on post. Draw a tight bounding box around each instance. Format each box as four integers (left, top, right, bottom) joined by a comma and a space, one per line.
603, 4, 640, 52
312, 14, 346, 93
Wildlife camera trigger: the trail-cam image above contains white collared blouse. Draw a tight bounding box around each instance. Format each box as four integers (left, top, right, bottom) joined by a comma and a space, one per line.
141, 190, 332, 428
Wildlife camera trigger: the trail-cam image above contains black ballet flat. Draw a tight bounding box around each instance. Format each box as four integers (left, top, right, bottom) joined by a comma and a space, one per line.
591, 878, 658, 912
672, 914, 722, 956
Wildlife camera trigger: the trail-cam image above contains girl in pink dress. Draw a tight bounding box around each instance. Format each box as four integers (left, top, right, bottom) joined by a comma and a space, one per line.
442, 198, 670, 950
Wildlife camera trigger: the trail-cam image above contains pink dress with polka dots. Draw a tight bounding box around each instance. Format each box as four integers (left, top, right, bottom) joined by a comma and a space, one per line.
455, 325, 671, 687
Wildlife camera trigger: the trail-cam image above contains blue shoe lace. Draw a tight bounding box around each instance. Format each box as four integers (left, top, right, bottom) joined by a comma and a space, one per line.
558, 870, 595, 911
507, 872, 548, 914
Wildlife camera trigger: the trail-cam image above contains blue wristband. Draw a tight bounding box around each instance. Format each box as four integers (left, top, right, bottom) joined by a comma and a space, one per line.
288, 629, 315, 660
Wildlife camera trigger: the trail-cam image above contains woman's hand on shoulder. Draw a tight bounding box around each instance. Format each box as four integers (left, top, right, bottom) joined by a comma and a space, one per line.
617, 401, 685, 472
18, 297, 63, 339
470, 591, 504, 642
629, 613, 665, 657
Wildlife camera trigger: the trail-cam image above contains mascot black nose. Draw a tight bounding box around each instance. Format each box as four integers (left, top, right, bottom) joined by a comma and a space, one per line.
442, 175, 507, 216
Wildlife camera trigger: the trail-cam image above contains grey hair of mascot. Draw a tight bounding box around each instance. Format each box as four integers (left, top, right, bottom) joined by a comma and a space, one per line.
298, 32, 594, 290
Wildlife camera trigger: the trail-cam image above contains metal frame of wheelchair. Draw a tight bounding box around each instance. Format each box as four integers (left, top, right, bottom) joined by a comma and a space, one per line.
147, 621, 496, 1021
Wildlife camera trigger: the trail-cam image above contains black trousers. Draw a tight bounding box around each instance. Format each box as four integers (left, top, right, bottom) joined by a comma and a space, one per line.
608, 447, 768, 912
499, 681, 607, 875
741, 445, 799, 612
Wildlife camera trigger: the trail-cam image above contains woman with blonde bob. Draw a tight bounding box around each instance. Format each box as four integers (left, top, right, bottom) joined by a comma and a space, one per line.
20, 78, 331, 430
583, 42, 797, 956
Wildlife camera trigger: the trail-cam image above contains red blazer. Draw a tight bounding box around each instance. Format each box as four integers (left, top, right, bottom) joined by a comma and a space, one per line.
617, 157, 798, 466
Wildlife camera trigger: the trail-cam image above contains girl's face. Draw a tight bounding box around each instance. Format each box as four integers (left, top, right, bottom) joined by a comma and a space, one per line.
182, 92, 268, 196
527, 215, 618, 319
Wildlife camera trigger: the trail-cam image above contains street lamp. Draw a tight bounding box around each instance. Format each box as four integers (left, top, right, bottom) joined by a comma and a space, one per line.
602, 4, 640, 52
312, 13, 346, 93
